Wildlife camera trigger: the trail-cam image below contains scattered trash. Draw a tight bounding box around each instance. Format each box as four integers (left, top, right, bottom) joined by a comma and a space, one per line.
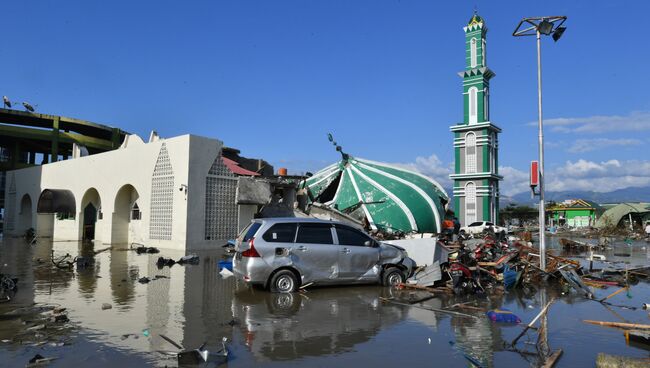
133, 243, 160, 254
219, 268, 234, 279
138, 277, 151, 284
178, 254, 200, 265
486, 309, 521, 324
159, 334, 229, 366
27, 354, 57, 366
101, 303, 112, 310
218, 259, 233, 272
156, 257, 176, 268
143, 329, 150, 337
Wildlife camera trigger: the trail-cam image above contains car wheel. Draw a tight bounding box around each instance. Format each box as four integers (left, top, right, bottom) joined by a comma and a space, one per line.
382, 267, 405, 287
269, 270, 298, 293
459, 230, 466, 236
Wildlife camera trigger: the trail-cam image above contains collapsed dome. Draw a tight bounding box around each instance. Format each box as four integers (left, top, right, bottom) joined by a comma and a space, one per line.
302, 157, 449, 234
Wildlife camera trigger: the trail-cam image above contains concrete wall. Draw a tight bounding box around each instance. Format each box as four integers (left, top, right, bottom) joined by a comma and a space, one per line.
3, 134, 209, 250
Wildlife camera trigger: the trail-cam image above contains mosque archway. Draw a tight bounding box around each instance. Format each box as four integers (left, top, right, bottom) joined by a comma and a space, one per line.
111, 184, 140, 245
80, 188, 102, 241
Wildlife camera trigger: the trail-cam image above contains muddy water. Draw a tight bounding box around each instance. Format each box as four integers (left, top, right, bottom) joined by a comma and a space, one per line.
0, 237, 649, 367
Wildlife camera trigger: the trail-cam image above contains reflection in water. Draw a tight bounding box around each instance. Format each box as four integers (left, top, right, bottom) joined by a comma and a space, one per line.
232, 286, 407, 361
1, 236, 650, 367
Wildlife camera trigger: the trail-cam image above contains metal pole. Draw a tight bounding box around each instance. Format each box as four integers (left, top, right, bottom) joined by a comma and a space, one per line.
536, 30, 546, 271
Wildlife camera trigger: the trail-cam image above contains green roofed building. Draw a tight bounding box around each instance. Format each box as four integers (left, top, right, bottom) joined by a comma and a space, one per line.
301, 154, 449, 234
546, 199, 604, 228
449, 13, 502, 227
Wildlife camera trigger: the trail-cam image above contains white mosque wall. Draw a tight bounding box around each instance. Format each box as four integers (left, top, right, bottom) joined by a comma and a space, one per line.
3, 134, 237, 251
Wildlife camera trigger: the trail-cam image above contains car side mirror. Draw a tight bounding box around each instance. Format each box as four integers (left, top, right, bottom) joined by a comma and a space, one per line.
364, 240, 372, 247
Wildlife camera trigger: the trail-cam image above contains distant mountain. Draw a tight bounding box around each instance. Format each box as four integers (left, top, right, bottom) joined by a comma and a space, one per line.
500, 186, 650, 207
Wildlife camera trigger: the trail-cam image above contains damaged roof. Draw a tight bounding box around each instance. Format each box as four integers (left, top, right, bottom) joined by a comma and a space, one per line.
302, 156, 449, 234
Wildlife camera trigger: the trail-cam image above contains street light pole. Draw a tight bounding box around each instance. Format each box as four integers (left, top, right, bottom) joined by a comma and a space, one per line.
536, 29, 546, 271
513, 16, 567, 272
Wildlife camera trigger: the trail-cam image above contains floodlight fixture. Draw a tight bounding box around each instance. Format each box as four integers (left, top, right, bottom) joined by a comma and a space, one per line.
552, 26, 566, 42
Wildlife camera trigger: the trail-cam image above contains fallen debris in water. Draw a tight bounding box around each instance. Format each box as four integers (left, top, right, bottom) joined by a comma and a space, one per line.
159, 334, 229, 366
625, 330, 650, 350
27, 354, 57, 366
219, 268, 234, 279
486, 309, 521, 323
156, 257, 176, 268
583, 320, 650, 330
101, 303, 112, 310
177, 254, 200, 265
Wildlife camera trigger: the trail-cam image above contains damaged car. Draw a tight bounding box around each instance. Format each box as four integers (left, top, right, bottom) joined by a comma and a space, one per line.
233, 218, 415, 292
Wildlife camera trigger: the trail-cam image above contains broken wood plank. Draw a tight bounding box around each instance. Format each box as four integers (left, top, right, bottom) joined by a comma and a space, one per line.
583, 320, 650, 330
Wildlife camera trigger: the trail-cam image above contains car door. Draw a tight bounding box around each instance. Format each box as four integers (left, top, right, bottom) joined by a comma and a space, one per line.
334, 225, 380, 280
293, 223, 339, 282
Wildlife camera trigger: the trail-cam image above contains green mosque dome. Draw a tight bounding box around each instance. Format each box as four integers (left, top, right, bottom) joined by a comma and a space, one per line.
301, 155, 449, 234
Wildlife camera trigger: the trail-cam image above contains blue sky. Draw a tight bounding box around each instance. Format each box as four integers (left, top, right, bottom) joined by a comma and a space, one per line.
3, 1, 649, 196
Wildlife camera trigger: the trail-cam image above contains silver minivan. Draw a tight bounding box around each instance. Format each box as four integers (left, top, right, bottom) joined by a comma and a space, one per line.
232, 218, 415, 292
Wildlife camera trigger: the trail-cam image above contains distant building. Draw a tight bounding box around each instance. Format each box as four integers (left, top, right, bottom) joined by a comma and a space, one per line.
595, 202, 650, 229
546, 199, 604, 228
3, 134, 270, 250
450, 13, 502, 226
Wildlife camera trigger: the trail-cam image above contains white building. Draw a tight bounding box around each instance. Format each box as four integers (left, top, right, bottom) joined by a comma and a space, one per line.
3, 134, 260, 250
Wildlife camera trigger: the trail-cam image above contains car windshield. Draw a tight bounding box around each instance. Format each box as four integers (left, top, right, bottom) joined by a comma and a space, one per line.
241, 222, 262, 242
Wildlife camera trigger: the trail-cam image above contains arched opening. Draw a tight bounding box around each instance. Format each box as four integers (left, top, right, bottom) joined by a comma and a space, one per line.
111, 184, 140, 245
80, 188, 102, 241
465, 132, 477, 174
18, 194, 33, 233
465, 182, 477, 226
468, 87, 478, 124
37, 189, 76, 239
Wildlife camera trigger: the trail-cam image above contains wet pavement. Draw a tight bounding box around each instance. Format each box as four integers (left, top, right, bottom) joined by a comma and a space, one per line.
1, 236, 650, 367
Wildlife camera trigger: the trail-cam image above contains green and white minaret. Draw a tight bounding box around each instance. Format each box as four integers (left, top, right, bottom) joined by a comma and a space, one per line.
449, 13, 502, 226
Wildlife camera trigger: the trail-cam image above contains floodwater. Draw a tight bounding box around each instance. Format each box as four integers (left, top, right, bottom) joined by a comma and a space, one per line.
1, 236, 650, 367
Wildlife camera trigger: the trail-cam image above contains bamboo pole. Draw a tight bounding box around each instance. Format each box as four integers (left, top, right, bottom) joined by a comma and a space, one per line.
598, 287, 627, 303
583, 320, 650, 330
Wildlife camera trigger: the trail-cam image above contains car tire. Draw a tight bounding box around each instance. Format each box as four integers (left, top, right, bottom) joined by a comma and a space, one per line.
459, 230, 466, 236
269, 270, 298, 293
382, 267, 405, 287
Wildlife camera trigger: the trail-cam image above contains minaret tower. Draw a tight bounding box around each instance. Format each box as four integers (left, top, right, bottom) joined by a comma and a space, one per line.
449, 13, 502, 226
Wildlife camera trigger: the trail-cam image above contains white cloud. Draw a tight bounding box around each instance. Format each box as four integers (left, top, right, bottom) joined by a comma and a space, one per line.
393, 154, 453, 190
567, 138, 643, 153
499, 166, 531, 196
527, 111, 650, 134
498, 159, 650, 195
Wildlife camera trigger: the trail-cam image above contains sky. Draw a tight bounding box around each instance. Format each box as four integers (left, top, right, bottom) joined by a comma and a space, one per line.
2, 0, 649, 197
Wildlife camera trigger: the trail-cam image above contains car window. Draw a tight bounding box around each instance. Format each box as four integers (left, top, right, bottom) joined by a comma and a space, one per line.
296, 224, 333, 244
469, 222, 483, 227
486, 222, 494, 226
263, 223, 297, 243
336, 226, 372, 246
242, 222, 261, 242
